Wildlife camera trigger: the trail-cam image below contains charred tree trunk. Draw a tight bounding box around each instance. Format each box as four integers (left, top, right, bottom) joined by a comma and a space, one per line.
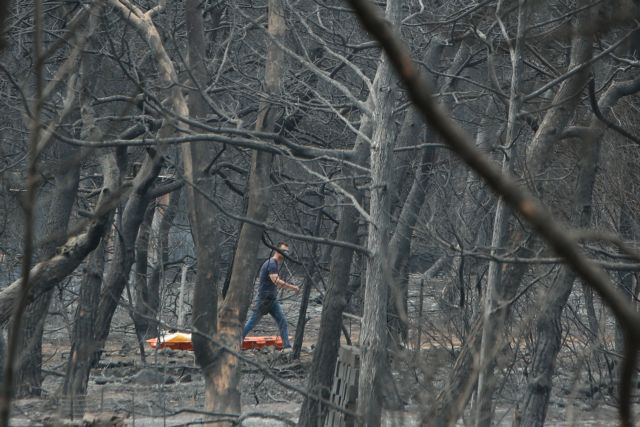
183, 0, 226, 418
297, 186, 365, 426
133, 204, 154, 339
297, 70, 380, 425
386, 104, 426, 347
293, 200, 324, 359
62, 239, 106, 417
193, 0, 286, 417
357, 1, 402, 423
13, 2, 101, 392
430, 260, 530, 427
135, 191, 180, 339
387, 39, 472, 347
14, 142, 80, 397
0, 193, 116, 327
387, 145, 435, 347
92, 157, 159, 364
61, 121, 122, 411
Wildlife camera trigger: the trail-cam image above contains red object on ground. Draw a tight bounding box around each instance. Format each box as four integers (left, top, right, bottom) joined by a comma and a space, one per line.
241, 336, 287, 350
147, 332, 289, 351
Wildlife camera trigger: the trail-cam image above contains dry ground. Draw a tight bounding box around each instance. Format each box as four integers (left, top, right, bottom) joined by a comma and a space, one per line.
7, 283, 634, 426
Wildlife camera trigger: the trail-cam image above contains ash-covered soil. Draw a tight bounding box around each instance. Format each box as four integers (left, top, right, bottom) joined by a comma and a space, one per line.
8, 282, 634, 426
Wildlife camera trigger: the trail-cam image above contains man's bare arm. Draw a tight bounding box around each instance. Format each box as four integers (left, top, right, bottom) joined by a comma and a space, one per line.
269, 273, 300, 293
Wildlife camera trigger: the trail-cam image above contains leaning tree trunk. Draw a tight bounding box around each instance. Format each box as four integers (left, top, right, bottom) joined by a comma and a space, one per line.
387, 145, 435, 347
386, 95, 428, 348
0, 10, 113, 328
0, 187, 116, 328
60, 32, 128, 403
298, 40, 397, 427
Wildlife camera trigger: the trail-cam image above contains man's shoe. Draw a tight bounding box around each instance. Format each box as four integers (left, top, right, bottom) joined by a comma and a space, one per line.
282, 347, 293, 354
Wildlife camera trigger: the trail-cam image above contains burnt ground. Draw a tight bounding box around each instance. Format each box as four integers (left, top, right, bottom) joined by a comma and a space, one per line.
8, 281, 635, 426
10, 291, 323, 427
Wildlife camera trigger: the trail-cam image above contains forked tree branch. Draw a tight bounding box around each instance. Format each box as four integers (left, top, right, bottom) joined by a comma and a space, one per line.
346, 0, 640, 425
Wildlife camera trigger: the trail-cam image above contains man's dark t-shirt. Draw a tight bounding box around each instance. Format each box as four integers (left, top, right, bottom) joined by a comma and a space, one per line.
257, 257, 280, 299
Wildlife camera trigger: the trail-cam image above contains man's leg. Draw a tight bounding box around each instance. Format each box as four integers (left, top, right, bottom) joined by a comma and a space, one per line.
243, 305, 263, 339
269, 300, 291, 348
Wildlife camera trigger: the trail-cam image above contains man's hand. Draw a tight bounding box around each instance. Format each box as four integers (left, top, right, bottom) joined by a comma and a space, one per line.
291, 284, 301, 294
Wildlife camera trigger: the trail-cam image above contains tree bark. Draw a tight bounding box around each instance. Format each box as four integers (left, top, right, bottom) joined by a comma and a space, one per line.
387, 145, 435, 347
133, 204, 154, 339
297, 187, 365, 426
474, 2, 528, 424
195, 0, 287, 417
0, 190, 116, 327
62, 110, 122, 412
293, 199, 324, 359
92, 155, 160, 363
357, 1, 402, 424
13, 1, 101, 395
183, 0, 226, 418
135, 191, 180, 339
62, 239, 106, 418
387, 39, 469, 346
14, 141, 80, 397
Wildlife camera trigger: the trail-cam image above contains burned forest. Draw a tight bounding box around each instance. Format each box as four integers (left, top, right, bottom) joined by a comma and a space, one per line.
1, 0, 640, 426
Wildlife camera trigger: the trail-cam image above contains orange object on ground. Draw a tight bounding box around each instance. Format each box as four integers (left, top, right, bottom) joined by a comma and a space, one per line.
146, 332, 193, 351
147, 332, 290, 351
241, 336, 288, 350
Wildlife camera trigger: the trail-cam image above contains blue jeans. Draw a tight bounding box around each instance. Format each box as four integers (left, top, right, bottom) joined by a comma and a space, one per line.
242, 296, 291, 348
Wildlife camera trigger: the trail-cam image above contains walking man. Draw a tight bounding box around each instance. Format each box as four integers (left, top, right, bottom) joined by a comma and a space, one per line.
243, 242, 300, 350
